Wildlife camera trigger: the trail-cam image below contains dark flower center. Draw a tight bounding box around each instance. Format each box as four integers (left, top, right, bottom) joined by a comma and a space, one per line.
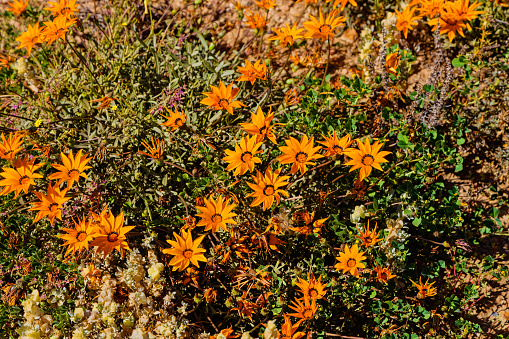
361, 154, 375, 166
18, 175, 30, 185
76, 231, 87, 242
263, 185, 275, 196
211, 213, 223, 223
68, 168, 80, 179
381, 272, 388, 280
48, 202, 59, 212
107, 232, 119, 242
303, 307, 314, 319
240, 151, 252, 163
218, 98, 230, 109
347, 258, 357, 268
319, 24, 332, 34
259, 126, 267, 134
175, 118, 184, 127
295, 151, 308, 163
183, 249, 193, 259
332, 145, 343, 154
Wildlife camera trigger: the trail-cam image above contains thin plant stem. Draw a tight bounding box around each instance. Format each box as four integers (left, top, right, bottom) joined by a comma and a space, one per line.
322, 38, 331, 86
65, 39, 105, 95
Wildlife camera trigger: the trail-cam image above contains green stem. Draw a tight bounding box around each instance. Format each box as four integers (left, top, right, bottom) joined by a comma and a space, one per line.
65, 39, 105, 95
322, 38, 331, 86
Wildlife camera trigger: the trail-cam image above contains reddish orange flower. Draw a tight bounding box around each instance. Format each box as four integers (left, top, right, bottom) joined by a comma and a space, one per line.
200, 82, 246, 114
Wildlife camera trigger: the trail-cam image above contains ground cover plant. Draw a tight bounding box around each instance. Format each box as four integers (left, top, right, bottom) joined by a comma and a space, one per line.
0, 0, 508, 338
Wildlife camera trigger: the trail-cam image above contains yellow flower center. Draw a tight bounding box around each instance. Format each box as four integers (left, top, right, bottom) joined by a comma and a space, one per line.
303, 307, 314, 319
31, 37, 39, 43
18, 175, 30, 185
259, 126, 267, 134
175, 118, 184, 127
68, 169, 80, 180
309, 288, 318, 298
61, 7, 71, 15
218, 98, 230, 110
295, 151, 308, 163
332, 145, 343, 154
241, 151, 252, 163
347, 258, 357, 268
49, 202, 59, 212
211, 213, 223, 223
361, 154, 374, 166
107, 232, 119, 242
263, 185, 275, 196
76, 231, 87, 242
183, 249, 193, 259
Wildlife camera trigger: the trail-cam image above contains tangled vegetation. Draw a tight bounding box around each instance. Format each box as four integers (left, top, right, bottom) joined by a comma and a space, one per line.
0, 0, 508, 338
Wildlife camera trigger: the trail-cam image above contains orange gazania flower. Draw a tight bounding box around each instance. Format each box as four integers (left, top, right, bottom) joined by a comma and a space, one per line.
373, 263, 396, 284
48, 149, 92, 189
385, 52, 401, 76
0, 132, 23, 160
44, 0, 79, 19
410, 277, 438, 298
29, 184, 71, 225
223, 135, 263, 176
294, 272, 327, 300
327, 0, 357, 10
356, 221, 381, 247
303, 9, 346, 42
428, 0, 482, 41
319, 131, 353, 157
428, 9, 467, 41
417, 0, 446, 17
161, 107, 186, 131
277, 314, 305, 339
334, 244, 366, 276
200, 82, 246, 114
0, 156, 44, 198
57, 216, 96, 256
204, 288, 218, 303
395, 6, 422, 39
288, 296, 318, 324
89, 211, 135, 258
196, 195, 237, 232
268, 24, 304, 47
237, 59, 268, 85
454, 0, 484, 27
344, 138, 391, 181
0, 54, 16, 70
211, 326, 240, 339
277, 135, 323, 175
246, 167, 290, 210
89, 96, 118, 109
15, 23, 45, 56
139, 137, 165, 160
255, 0, 276, 10
239, 107, 278, 144
290, 211, 328, 237
42, 15, 77, 45
7, 0, 28, 16
245, 11, 266, 29
163, 230, 207, 271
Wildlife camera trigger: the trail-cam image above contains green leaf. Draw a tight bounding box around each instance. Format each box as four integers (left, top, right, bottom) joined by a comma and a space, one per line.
452, 56, 467, 68
412, 217, 422, 226
457, 138, 465, 145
